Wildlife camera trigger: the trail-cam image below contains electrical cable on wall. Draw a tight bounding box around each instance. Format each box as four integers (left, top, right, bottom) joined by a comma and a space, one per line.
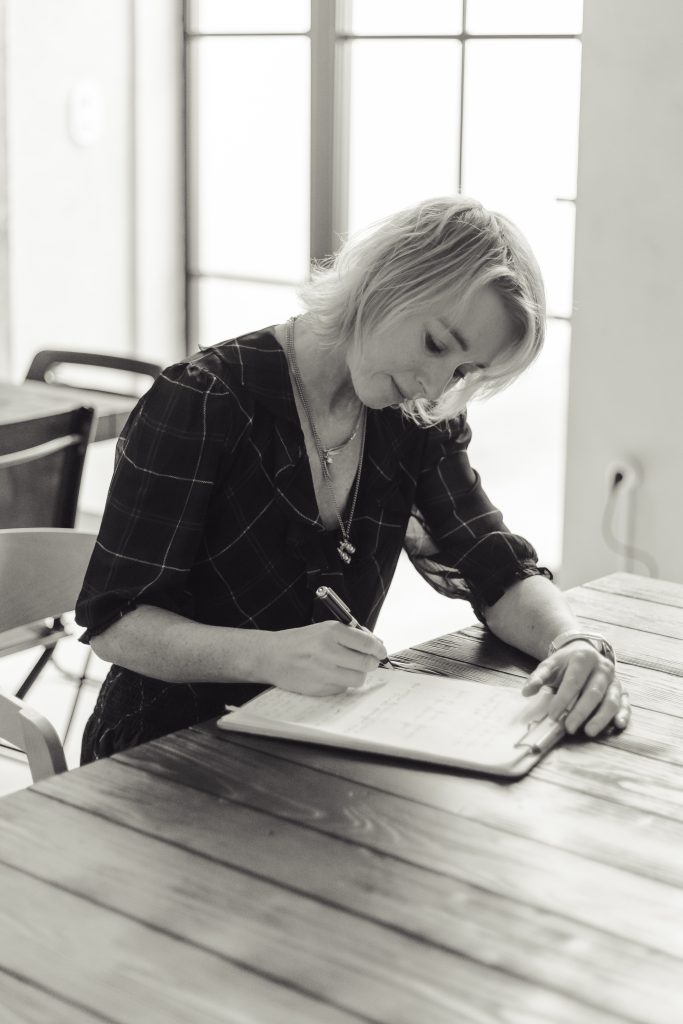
601, 469, 658, 576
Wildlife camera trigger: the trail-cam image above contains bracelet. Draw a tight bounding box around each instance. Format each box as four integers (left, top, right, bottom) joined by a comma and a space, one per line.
547, 630, 616, 667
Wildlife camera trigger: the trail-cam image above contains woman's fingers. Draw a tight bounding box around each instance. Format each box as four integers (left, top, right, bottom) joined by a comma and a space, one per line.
524, 643, 630, 738
565, 672, 616, 735
587, 688, 631, 737
521, 654, 563, 695
336, 622, 388, 662
275, 621, 388, 696
614, 691, 631, 730
317, 664, 369, 692
545, 648, 610, 721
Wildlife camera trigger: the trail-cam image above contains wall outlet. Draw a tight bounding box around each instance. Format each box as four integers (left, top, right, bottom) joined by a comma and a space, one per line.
605, 458, 641, 492
604, 458, 642, 572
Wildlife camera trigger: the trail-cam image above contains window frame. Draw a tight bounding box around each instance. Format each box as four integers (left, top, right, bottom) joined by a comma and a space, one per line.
183, 0, 582, 353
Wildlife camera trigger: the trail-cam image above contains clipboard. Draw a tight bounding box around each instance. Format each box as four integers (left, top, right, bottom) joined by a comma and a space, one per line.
217, 668, 566, 779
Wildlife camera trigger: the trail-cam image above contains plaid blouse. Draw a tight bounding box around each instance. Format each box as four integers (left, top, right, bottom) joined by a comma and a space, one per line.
77, 327, 550, 761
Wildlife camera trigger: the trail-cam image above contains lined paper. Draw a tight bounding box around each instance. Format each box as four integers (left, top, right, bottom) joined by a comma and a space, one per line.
218, 669, 555, 771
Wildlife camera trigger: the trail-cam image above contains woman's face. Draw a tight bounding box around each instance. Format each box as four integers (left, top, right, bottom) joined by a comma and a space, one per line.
347, 283, 514, 409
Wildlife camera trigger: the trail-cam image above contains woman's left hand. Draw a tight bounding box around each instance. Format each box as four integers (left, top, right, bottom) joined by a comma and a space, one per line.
522, 640, 631, 737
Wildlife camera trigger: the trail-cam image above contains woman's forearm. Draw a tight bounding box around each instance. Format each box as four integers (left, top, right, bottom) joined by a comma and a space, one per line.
90, 604, 272, 685
482, 574, 581, 662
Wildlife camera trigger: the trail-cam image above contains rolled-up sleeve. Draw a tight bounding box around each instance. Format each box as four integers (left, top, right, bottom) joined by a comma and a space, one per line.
405, 412, 552, 620
76, 361, 239, 640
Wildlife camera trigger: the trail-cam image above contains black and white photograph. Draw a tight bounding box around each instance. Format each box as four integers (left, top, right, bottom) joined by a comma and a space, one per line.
0, 2, 680, 1021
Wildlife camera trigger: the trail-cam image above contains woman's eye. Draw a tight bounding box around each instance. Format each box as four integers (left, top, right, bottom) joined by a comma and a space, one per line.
425, 333, 443, 354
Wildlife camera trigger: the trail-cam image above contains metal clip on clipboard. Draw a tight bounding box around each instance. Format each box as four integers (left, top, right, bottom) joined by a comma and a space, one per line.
514, 711, 568, 755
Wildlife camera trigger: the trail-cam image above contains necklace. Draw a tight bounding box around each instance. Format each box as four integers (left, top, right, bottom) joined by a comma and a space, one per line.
320, 404, 363, 467
286, 316, 366, 564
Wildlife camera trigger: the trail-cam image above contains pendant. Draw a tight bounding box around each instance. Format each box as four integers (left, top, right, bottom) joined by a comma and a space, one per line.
337, 538, 356, 564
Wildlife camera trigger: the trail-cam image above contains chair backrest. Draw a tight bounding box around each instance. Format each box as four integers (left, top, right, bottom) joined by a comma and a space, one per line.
0, 528, 97, 634
0, 691, 67, 782
0, 406, 94, 528
26, 349, 162, 399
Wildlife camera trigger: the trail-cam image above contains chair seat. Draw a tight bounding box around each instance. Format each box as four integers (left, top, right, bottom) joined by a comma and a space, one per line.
0, 621, 67, 659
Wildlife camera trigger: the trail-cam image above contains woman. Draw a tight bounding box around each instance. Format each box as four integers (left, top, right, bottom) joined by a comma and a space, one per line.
77, 196, 630, 763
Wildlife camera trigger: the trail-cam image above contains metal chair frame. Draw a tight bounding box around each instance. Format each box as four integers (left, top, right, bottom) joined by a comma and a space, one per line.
26, 349, 161, 398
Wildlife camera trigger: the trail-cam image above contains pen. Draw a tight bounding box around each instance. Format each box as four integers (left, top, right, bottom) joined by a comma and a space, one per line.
315, 585, 399, 669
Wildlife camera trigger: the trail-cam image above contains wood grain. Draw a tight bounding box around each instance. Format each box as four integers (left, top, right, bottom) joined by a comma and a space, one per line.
97, 734, 683, 962
1, 765, 672, 1024
0, 970, 105, 1024
413, 631, 534, 676
566, 587, 683, 639
423, 612, 683, 680
584, 572, 683, 607
0, 790, 631, 1024
532, 741, 683, 822
0, 861, 365, 1024
392, 647, 522, 684
209, 728, 683, 888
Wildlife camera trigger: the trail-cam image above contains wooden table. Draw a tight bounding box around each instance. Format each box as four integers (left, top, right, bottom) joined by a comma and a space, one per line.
0, 571, 681, 1023
0, 380, 136, 443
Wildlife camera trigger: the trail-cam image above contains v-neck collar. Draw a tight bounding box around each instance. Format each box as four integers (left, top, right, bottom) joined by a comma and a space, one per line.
206, 325, 414, 530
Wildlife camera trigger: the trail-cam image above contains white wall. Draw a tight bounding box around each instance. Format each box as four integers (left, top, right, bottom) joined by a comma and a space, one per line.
0, 0, 8, 380
7, 0, 133, 377
561, 0, 683, 587
4, 0, 184, 381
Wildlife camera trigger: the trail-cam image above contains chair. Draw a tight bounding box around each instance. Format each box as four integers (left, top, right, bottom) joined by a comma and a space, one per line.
0, 405, 94, 529
0, 528, 97, 780
0, 406, 94, 703
0, 691, 67, 783
26, 349, 162, 400
24, 352, 160, 695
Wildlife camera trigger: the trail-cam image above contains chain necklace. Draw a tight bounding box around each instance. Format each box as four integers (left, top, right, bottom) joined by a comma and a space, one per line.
320, 404, 363, 467
286, 316, 366, 564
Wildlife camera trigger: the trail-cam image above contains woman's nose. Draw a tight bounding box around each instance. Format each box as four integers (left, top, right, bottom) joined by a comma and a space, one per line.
418, 362, 459, 400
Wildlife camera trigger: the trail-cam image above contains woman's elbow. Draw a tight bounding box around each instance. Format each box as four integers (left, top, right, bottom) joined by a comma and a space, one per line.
89, 628, 115, 665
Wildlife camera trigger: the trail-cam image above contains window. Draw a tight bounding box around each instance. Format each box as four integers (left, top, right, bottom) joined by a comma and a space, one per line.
185, 1, 583, 632
186, 2, 311, 345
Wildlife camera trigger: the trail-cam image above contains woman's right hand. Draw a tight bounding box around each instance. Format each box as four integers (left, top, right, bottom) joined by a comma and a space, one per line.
261, 621, 388, 696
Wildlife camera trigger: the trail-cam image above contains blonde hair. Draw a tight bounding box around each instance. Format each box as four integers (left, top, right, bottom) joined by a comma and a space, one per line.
297, 196, 546, 425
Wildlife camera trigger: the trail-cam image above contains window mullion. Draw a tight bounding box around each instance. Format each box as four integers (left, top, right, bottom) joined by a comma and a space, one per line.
310, 0, 338, 263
